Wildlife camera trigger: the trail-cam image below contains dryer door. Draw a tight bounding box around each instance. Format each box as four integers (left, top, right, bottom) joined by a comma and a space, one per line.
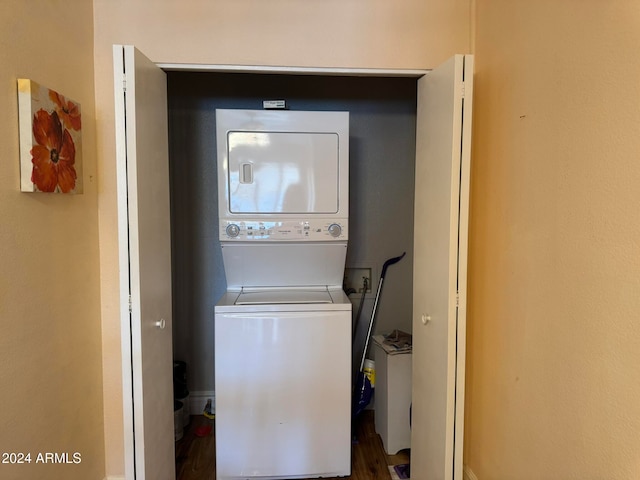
216, 109, 349, 220
227, 130, 339, 214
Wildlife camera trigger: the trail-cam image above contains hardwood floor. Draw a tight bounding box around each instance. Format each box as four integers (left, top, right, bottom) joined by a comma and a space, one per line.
175, 411, 410, 480
175, 415, 216, 480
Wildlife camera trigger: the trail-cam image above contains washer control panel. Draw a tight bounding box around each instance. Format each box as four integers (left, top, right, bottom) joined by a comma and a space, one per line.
220, 219, 348, 241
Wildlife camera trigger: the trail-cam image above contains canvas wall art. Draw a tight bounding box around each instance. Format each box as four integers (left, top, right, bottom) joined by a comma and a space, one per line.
17, 79, 83, 193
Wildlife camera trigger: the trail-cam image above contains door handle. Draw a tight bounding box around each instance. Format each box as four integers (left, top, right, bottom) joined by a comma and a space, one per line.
240, 163, 253, 184
155, 318, 166, 329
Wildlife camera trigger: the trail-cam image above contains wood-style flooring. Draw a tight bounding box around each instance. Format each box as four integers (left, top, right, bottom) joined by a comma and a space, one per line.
175, 411, 410, 480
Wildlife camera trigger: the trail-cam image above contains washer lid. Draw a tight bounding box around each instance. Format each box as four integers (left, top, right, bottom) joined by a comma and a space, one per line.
235, 287, 334, 305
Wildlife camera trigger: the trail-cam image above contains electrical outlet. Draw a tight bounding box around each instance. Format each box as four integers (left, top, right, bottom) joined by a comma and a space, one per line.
344, 267, 372, 294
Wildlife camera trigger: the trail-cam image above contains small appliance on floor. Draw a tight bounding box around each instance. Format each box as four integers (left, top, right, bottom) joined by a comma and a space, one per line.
214, 109, 351, 480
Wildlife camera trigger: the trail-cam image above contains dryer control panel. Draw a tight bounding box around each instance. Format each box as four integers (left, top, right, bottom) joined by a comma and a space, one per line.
220, 219, 348, 241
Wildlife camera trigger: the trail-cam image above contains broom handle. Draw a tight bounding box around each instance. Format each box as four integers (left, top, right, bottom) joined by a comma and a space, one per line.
359, 252, 406, 372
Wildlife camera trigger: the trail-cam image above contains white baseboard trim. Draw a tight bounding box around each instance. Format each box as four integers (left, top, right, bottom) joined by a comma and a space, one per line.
464, 465, 479, 480
183, 390, 215, 416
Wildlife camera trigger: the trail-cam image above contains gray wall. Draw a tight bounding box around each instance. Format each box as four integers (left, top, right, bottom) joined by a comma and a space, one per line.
167, 72, 417, 393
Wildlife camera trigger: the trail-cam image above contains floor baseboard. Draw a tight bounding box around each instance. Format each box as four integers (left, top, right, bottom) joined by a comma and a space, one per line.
181, 390, 215, 416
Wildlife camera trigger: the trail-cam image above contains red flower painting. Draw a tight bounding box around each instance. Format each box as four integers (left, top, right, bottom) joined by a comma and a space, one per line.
50, 90, 81, 131
18, 79, 83, 193
30, 109, 77, 193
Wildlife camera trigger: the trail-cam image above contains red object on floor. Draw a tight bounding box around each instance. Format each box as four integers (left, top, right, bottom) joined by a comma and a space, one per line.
194, 424, 212, 437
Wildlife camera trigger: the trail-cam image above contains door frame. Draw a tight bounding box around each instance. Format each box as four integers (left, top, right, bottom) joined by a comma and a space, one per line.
116, 58, 471, 479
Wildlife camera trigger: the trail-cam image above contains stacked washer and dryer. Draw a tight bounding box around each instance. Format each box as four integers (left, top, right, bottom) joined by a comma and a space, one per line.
214, 109, 352, 480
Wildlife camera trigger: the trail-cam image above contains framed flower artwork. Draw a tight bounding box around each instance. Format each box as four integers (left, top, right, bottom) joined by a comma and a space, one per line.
17, 79, 83, 193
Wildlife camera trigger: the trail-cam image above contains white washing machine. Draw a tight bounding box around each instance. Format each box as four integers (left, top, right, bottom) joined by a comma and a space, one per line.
214, 109, 352, 479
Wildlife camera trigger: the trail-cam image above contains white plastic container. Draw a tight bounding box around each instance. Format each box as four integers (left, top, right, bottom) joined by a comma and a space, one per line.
373, 344, 412, 454
176, 393, 190, 427
174, 400, 184, 442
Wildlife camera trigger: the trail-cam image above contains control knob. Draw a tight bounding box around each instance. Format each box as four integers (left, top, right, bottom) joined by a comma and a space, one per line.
226, 224, 240, 238
328, 223, 342, 237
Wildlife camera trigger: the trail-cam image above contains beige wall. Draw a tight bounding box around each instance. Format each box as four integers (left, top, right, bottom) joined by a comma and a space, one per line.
94, 0, 471, 69
93, 0, 471, 475
10, 2, 637, 478
0, 1, 104, 479
466, 1, 640, 478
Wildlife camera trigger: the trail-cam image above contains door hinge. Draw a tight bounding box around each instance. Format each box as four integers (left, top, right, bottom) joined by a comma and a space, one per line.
456, 291, 460, 307
122, 75, 127, 92
128, 295, 132, 313
461, 82, 465, 99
